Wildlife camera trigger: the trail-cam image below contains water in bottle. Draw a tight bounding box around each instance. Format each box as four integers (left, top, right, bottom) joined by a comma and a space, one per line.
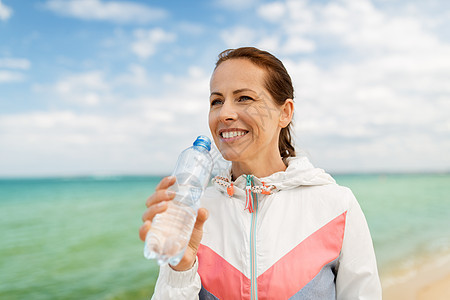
144, 136, 213, 265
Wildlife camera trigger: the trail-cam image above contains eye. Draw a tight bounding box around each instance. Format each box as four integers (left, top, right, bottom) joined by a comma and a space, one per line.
237, 96, 253, 102
210, 99, 223, 106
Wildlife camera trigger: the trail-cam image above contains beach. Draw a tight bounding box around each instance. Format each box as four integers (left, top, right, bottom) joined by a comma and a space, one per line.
382, 253, 450, 300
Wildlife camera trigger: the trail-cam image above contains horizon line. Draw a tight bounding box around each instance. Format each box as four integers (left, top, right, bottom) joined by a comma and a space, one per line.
1, 170, 449, 180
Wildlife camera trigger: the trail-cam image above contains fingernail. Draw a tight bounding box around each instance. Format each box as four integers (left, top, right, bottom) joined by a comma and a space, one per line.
166, 190, 176, 198
157, 201, 167, 208
167, 176, 176, 181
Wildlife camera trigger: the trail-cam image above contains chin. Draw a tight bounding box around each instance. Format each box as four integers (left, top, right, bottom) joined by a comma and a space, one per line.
221, 153, 238, 162
219, 147, 248, 163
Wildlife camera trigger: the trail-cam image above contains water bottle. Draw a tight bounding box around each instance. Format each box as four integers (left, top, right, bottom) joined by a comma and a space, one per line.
144, 136, 213, 265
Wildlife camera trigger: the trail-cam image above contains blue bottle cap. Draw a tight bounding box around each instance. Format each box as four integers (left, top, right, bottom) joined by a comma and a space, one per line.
193, 135, 211, 151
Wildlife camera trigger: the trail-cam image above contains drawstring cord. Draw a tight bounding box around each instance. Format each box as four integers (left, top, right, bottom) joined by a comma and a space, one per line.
212, 175, 276, 213
245, 175, 255, 213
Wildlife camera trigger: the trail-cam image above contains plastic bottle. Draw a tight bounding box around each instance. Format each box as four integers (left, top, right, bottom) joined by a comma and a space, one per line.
144, 136, 213, 265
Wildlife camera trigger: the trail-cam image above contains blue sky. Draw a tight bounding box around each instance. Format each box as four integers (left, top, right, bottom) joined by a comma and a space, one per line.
0, 0, 449, 177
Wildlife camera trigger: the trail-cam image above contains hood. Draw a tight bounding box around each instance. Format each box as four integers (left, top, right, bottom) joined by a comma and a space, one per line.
213, 156, 335, 199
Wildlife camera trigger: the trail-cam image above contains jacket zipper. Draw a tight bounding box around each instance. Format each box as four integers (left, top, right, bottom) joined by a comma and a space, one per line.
250, 202, 258, 299
247, 176, 259, 300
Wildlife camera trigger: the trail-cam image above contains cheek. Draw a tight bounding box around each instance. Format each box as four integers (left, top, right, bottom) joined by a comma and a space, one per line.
208, 111, 218, 133
241, 106, 264, 130
246, 108, 281, 139
208, 111, 214, 126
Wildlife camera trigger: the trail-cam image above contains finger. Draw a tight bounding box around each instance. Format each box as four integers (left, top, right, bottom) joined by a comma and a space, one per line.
145, 189, 176, 207
196, 208, 209, 226
139, 220, 152, 241
142, 201, 169, 222
189, 208, 209, 249
155, 176, 176, 192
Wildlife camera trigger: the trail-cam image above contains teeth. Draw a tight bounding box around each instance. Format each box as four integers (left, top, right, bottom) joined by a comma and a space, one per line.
222, 131, 246, 138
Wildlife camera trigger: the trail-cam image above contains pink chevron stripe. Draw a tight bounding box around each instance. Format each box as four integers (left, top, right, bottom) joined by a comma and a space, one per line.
198, 244, 251, 300
198, 212, 346, 299
257, 212, 347, 299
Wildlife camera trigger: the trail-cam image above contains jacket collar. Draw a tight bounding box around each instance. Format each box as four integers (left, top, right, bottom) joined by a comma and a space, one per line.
212, 156, 335, 199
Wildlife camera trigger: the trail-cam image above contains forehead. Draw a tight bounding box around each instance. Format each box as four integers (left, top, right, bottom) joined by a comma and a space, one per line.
210, 59, 266, 91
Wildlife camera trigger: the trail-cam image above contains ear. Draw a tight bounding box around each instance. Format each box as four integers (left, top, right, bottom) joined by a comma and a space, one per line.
279, 99, 294, 128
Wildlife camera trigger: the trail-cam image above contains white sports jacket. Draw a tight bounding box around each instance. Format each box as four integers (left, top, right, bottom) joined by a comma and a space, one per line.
152, 157, 382, 299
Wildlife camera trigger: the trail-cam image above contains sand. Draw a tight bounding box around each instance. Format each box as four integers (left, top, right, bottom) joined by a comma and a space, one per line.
382, 254, 450, 300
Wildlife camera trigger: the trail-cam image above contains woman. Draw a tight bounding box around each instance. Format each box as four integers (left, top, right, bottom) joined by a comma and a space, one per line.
140, 47, 382, 299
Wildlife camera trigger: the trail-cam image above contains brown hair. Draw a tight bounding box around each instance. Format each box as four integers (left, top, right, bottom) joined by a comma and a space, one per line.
215, 47, 296, 159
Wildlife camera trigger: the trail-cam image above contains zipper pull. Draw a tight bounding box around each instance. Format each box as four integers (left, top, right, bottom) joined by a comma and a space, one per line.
261, 181, 271, 195
244, 175, 254, 213
227, 182, 234, 197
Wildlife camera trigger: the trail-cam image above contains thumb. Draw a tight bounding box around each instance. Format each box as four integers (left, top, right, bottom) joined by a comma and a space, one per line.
195, 208, 209, 228
170, 208, 209, 271
188, 208, 209, 250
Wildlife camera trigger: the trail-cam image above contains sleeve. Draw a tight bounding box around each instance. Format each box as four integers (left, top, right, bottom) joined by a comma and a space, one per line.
335, 190, 382, 300
151, 259, 202, 300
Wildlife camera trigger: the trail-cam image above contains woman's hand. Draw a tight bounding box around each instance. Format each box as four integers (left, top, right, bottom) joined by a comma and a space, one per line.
139, 176, 209, 271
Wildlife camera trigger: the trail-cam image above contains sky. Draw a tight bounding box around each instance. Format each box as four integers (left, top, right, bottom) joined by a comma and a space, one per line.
0, 0, 449, 177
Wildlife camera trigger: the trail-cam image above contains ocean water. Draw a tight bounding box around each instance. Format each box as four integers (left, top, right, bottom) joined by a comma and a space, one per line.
0, 176, 162, 300
1, 174, 449, 298
334, 174, 450, 281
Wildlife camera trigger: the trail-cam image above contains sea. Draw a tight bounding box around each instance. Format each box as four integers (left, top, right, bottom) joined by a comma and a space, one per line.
1, 173, 449, 299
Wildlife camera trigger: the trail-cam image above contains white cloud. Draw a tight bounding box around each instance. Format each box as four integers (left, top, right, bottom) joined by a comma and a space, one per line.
233, 1, 316, 55
0, 65, 213, 176
0, 58, 31, 84
43, 0, 168, 24
52, 71, 110, 106
2, 0, 450, 175
0, 0, 12, 21
0, 111, 146, 176
255, 36, 281, 53
114, 64, 149, 87
221, 27, 256, 48
257, 2, 286, 22
317, 0, 442, 54
0, 70, 24, 83
215, 0, 260, 11
282, 36, 316, 54
286, 52, 450, 172
0, 58, 31, 69
279, 0, 316, 35
251, 0, 450, 172
257, 0, 446, 56
131, 28, 176, 59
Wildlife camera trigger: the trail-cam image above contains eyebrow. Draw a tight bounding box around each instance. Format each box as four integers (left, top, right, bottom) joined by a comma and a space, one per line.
210, 92, 223, 97
233, 88, 256, 95
210, 88, 256, 97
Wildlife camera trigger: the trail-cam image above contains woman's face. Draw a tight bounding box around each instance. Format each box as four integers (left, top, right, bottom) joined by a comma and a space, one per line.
209, 59, 284, 163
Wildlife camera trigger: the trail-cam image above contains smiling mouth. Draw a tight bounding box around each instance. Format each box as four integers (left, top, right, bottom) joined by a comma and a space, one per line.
220, 130, 249, 139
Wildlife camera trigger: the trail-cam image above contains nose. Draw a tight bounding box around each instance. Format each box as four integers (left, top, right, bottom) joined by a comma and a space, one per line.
218, 100, 238, 123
